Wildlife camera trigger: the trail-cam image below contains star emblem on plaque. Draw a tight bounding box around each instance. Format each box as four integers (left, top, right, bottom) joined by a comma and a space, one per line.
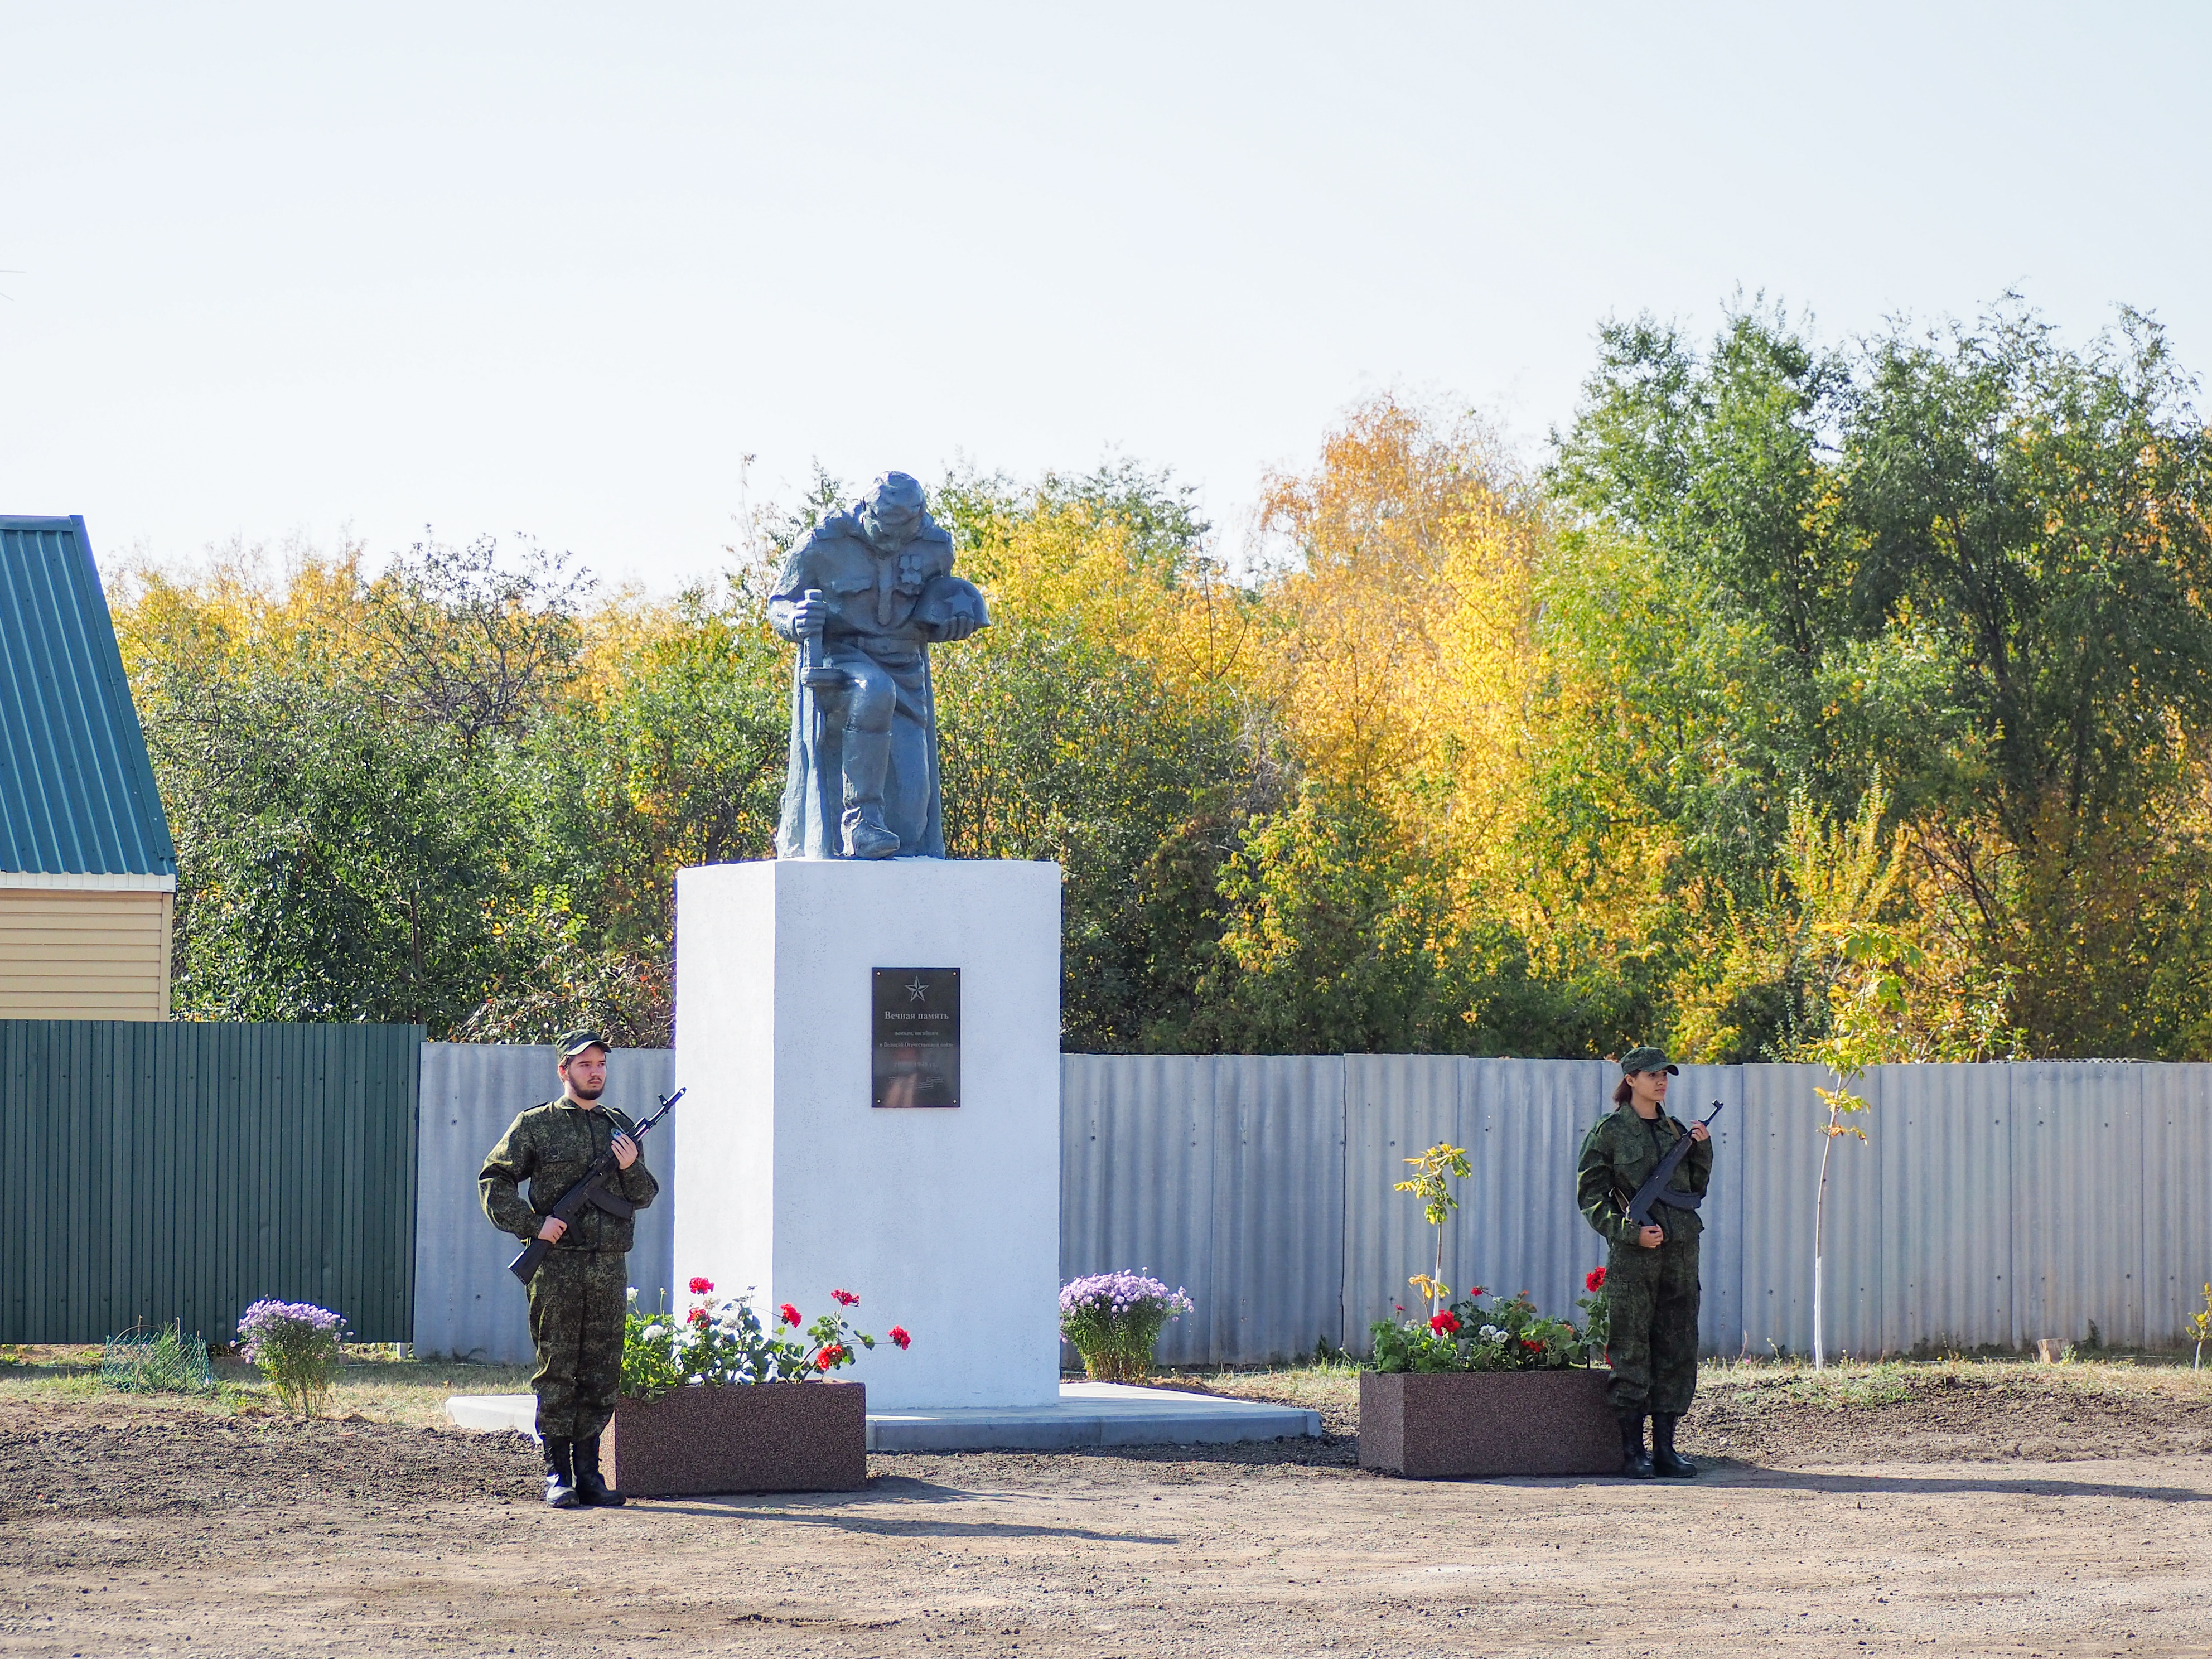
872, 967, 960, 1108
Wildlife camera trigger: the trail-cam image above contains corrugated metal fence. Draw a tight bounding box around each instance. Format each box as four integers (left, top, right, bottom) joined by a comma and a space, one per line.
413, 1043, 677, 1364
22, 1031, 2194, 1364
407, 1048, 2212, 1366
0, 1020, 419, 1344
1060, 1056, 2212, 1366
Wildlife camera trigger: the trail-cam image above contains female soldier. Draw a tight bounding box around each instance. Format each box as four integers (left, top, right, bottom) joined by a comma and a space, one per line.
1575, 1046, 1712, 1479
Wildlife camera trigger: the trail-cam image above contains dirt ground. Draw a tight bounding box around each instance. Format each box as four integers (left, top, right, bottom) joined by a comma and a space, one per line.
4, 1360, 2211, 1657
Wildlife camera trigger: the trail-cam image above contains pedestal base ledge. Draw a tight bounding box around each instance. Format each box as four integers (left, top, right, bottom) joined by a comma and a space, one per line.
445, 1381, 1321, 1453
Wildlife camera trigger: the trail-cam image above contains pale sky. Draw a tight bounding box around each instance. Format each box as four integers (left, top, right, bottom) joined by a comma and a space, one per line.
3, 2, 2206, 591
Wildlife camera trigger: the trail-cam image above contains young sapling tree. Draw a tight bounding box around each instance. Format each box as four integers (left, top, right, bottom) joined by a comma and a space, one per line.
1395, 1142, 1472, 1320
1809, 1084, 1870, 1370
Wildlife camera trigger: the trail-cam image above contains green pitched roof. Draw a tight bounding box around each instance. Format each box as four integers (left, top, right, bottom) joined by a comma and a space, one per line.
0, 517, 175, 877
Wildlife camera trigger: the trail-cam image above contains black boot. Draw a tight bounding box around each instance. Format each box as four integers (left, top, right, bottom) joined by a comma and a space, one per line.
1651, 1414, 1698, 1478
543, 1436, 580, 1508
1616, 1410, 1655, 1479
840, 729, 900, 858
572, 1433, 625, 1507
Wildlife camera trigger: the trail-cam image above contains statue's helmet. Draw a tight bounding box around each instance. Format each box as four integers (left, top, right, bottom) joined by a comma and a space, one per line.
860, 471, 926, 539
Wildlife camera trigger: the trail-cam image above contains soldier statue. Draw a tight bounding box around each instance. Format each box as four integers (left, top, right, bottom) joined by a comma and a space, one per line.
1576, 1046, 1713, 1479
479, 1032, 658, 1508
766, 471, 988, 859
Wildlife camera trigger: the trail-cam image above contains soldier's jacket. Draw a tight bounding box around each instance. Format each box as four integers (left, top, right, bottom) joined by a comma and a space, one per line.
479, 1099, 659, 1254
1576, 1103, 1713, 1246
767, 509, 955, 655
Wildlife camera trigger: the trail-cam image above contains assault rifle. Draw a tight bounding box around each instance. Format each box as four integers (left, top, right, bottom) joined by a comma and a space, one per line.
506, 1087, 683, 1283
1625, 1100, 1723, 1231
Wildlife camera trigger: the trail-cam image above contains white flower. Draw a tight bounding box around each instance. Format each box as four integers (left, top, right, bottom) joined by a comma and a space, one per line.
640, 1323, 667, 1343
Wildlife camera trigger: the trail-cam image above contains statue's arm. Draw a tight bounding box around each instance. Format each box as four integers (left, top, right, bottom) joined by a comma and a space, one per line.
766, 541, 814, 643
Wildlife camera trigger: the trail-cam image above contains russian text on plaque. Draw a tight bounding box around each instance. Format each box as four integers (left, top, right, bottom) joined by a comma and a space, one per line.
872, 966, 960, 1108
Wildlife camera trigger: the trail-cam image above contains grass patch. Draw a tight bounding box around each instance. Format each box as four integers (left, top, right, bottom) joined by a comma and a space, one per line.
0, 1345, 534, 1427
1157, 1350, 2212, 1427
1192, 1361, 1364, 1415
1698, 1351, 2212, 1414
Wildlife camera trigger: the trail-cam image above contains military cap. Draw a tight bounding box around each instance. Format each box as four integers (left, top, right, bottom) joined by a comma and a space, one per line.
865, 471, 926, 520
1620, 1045, 1679, 1075
556, 1030, 611, 1060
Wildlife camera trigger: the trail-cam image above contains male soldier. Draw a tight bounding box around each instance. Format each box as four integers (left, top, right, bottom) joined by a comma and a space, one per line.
766, 471, 987, 860
1575, 1046, 1713, 1479
479, 1032, 657, 1508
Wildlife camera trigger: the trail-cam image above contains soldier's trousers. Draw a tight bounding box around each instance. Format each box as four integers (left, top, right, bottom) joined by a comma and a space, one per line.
1604, 1234, 1701, 1416
527, 1248, 628, 1441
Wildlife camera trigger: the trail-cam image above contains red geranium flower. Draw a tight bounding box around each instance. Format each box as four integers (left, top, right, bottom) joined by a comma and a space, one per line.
1585, 1266, 1606, 1293
889, 1326, 911, 1350
1522, 1338, 1542, 1351
815, 1344, 845, 1370
1429, 1310, 1460, 1336
831, 1288, 859, 1307
687, 1305, 709, 1324
1470, 1286, 1486, 1298
689, 1276, 714, 1294
778, 1303, 801, 1327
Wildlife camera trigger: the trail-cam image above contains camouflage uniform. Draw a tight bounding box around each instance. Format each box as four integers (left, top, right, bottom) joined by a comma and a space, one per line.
480, 1099, 658, 1441
1576, 1102, 1713, 1415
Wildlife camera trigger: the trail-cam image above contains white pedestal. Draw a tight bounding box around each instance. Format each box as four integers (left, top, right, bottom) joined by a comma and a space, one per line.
673, 859, 1062, 1410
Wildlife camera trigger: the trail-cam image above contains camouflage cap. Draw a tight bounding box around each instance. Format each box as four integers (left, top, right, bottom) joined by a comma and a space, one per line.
1620, 1045, 1679, 1076
556, 1030, 611, 1061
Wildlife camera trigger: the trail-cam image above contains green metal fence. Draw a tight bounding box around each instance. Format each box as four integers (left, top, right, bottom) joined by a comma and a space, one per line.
0, 1021, 421, 1346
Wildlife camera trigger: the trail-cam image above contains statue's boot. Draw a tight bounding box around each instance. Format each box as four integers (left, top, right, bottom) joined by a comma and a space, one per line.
1651, 1413, 1698, 1478
841, 729, 900, 859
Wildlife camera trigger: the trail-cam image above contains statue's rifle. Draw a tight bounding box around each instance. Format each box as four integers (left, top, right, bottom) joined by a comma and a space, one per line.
799, 586, 851, 764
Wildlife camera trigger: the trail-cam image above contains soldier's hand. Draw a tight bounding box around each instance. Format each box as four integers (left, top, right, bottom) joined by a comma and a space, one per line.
1689, 1120, 1711, 1143
537, 1216, 567, 1243
1638, 1224, 1665, 1249
791, 595, 828, 636
937, 613, 977, 641
611, 1133, 639, 1170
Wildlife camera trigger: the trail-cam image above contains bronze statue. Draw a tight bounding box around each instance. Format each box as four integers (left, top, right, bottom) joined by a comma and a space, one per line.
767, 472, 988, 859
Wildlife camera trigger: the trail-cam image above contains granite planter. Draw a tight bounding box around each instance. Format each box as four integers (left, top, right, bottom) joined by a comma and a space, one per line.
606, 1380, 867, 1496
1359, 1368, 1618, 1478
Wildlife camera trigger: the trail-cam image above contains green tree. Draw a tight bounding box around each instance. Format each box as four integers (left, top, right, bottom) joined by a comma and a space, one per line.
932, 466, 1266, 1051
125, 538, 585, 1033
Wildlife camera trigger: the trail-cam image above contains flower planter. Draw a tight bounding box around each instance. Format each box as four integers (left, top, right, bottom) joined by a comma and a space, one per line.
1359, 1368, 1617, 1478
606, 1380, 867, 1496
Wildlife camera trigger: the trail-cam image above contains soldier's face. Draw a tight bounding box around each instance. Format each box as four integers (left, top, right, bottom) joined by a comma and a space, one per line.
560, 1048, 608, 1102
859, 504, 919, 552
1627, 1068, 1669, 1110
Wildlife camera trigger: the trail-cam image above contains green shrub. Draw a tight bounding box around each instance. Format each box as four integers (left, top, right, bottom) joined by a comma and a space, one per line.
236, 1299, 347, 1417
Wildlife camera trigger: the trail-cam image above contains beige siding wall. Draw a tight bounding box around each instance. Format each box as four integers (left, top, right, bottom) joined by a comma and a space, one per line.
0, 889, 172, 1019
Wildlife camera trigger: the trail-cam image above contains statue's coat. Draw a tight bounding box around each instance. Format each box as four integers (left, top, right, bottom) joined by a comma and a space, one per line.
767, 507, 967, 859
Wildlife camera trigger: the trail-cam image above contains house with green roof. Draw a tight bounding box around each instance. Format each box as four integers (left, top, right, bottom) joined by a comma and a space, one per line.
0, 516, 176, 1017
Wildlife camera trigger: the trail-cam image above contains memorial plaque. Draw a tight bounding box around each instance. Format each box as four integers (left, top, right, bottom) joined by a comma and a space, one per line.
872, 966, 960, 1108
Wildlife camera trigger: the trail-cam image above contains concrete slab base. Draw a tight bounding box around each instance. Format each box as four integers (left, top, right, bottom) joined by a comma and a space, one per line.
445, 1382, 1322, 1452
446, 1394, 540, 1436
866, 1382, 1321, 1450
